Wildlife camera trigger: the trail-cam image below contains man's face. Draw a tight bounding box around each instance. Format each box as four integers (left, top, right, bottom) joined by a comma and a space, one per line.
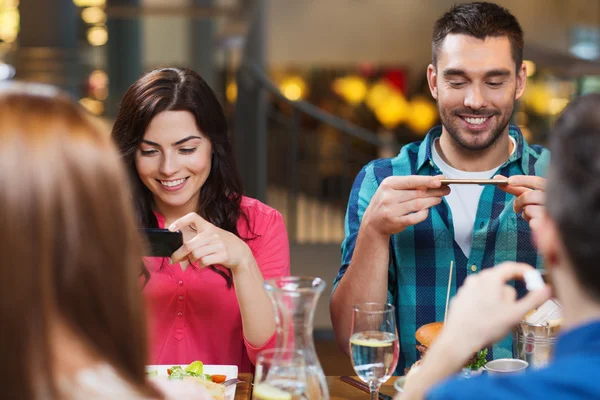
427, 34, 526, 151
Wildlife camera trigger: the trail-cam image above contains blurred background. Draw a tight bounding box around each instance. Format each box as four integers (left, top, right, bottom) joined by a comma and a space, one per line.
4, 0, 600, 374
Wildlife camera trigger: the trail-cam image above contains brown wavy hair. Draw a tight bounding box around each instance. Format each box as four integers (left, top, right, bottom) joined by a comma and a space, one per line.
112, 67, 251, 288
0, 83, 159, 399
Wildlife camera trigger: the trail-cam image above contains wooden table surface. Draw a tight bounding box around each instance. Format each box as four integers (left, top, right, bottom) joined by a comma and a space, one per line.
234, 373, 253, 400
328, 376, 398, 400
234, 374, 399, 400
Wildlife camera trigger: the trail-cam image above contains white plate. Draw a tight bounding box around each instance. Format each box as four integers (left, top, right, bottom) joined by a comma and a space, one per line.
146, 364, 239, 400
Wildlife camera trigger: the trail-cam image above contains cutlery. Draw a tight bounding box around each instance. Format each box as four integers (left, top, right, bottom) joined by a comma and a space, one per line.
222, 378, 249, 388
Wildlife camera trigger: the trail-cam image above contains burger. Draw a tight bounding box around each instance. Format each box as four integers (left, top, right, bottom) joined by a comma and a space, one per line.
415, 322, 488, 370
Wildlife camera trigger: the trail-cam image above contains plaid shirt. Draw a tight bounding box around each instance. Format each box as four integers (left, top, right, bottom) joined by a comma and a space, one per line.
333, 125, 550, 373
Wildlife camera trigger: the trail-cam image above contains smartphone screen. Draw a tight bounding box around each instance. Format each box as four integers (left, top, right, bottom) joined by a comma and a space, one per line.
140, 228, 183, 257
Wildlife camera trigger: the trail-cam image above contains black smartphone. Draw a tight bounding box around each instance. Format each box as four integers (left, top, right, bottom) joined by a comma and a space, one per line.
140, 228, 183, 257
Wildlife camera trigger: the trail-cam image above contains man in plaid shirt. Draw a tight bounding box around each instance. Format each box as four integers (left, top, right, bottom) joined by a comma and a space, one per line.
330, 2, 549, 374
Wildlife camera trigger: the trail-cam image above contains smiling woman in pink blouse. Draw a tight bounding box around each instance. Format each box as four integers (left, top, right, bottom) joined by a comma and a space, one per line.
112, 68, 290, 372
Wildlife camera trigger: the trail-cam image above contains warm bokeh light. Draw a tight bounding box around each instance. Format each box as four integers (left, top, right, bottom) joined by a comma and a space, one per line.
87, 26, 108, 46
524, 82, 552, 115
373, 91, 409, 129
91, 86, 108, 101
0, 0, 19, 43
280, 76, 307, 101
81, 6, 106, 24
79, 97, 104, 115
523, 80, 574, 116
89, 69, 108, 87
523, 60, 536, 78
332, 75, 368, 105
226, 81, 237, 103
407, 96, 438, 135
366, 80, 395, 111
88, 70, 108, 100
73, 0, 105, 7
548, 98, 569, 115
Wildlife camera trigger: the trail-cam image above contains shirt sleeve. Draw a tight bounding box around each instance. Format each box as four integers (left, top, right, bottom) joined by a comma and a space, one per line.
426, 373, 535, 400
248, 207, 291, 280
331, 163, 394, 302
241, 206, 290, 363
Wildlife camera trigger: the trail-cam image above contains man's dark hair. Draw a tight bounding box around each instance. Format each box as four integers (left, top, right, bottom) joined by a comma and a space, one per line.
546, 93, 600, 302
432, 2, 524, 71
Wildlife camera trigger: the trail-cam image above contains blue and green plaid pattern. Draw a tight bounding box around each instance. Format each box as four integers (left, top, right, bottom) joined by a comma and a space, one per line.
333, 125, 550, 374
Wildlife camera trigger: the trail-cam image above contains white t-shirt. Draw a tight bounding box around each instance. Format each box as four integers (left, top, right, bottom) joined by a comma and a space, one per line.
431, 137, 516, 258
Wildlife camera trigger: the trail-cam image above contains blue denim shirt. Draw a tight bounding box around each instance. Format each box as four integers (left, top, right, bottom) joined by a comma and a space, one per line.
428, 320, 600, 399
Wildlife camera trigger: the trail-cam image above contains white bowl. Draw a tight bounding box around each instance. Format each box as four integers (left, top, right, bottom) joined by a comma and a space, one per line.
393, 376, 407, 393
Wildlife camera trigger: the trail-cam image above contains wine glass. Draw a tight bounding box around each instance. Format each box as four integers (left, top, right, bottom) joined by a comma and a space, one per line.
350, 303, 400, 400
252, 348, 308, 400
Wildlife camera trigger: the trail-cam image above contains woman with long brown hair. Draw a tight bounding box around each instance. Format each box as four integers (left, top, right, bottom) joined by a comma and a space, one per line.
0, 83, 211, 399
111, 68, 290, 372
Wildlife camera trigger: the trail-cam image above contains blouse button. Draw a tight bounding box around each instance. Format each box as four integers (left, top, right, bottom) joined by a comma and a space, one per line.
177, 312, 183, 317
178, 280, 183, 286
178, 296, 184, 301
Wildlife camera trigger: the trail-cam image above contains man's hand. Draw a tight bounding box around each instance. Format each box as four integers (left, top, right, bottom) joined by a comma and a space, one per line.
497, 175, 546, 230
441, 262, 552, 354
362, 175, 450, 236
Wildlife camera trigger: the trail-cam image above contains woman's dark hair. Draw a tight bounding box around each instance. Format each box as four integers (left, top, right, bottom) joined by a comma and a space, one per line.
112, 67, 248, 288
546, 93, 600, 302
432, 2, 524, 72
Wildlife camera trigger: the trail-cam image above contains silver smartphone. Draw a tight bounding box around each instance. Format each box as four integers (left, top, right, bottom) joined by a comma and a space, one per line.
440, 179, 508, 185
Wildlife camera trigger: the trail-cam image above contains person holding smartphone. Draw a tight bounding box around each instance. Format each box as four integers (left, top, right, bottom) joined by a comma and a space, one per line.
111, 68, 290, 372
330, 2, 550, 373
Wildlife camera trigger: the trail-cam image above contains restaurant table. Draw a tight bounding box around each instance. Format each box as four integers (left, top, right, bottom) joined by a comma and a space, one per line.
236, 374, 399, 400
234, 373, 253, 400
328, 376, 398, 399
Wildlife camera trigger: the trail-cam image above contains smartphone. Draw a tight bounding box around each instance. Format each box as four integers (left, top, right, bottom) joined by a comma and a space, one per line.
440, 179, 508, 185
140, 228, 183, 257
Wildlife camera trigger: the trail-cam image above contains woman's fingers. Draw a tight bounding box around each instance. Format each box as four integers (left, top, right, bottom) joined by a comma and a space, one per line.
168, 212, 211, 233
189, 243, 225, 265
170, 232, 220, 263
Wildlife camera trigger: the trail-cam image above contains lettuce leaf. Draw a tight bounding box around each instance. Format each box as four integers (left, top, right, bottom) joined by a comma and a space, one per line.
466, 348, 488, 370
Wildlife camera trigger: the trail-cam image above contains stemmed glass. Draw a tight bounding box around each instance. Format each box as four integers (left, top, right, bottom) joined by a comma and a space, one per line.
252, 348, 308, 400
350, 303, 400, 400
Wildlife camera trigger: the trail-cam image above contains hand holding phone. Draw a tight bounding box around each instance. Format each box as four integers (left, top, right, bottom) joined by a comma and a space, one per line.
140, 228, 183, 257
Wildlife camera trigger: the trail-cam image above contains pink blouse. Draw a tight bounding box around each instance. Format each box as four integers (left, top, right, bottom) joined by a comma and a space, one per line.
143, 197, 290, 372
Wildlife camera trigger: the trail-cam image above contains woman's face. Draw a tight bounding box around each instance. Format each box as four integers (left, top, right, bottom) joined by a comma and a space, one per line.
135, 110, 212, 216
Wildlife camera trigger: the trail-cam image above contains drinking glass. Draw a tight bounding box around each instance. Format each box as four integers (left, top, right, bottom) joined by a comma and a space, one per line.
252, 348, 308, 400
350, 303, 400, 400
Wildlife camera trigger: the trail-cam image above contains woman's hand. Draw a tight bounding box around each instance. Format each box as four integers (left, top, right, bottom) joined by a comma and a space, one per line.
167, 212, 254, 272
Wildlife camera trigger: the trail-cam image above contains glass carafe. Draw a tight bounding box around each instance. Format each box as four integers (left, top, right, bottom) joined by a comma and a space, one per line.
264, 276, 330, 400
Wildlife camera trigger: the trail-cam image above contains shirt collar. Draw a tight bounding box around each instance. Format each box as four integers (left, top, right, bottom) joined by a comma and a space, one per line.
554, 320, 600, 359
415, 124, 530, 174
153, 211, 166, 229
